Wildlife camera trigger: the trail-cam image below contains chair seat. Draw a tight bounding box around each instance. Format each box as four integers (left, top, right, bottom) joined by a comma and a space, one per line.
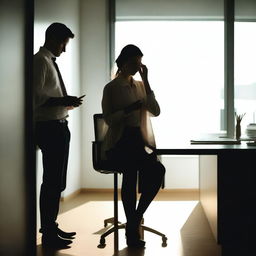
92, 141, 120, 174
94, 160, 119, 174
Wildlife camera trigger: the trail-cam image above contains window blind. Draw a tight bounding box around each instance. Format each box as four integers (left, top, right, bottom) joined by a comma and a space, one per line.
116, 0, 256, 21
116, 0, 224, 21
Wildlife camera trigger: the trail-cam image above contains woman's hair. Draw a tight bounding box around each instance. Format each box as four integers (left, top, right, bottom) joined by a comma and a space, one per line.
115, 44, 143, 71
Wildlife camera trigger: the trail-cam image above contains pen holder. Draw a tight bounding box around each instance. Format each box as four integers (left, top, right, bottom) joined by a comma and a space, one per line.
235, 122, 241, 140
235, 113, 245, 140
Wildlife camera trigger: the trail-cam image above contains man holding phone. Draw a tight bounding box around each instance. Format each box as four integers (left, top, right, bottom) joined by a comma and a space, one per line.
34, 23, 84, 249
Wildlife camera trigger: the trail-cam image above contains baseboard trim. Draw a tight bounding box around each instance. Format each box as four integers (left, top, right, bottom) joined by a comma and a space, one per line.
159, 188, 199, 193
81, 188, 119, 193
60, 188, 199, 201
60, 188, 82, 201
81, 188, 199, 194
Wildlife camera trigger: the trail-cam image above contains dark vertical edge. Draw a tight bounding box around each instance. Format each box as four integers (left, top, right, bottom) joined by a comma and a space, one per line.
114, 172, 119, 253
217, 153, 223, 244
108, 0, 116, 78
224, 0, 235, 138
24, 0, 36, 254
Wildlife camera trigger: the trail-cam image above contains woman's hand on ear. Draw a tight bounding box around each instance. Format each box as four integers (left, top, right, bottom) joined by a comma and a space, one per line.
139, 64, 148, 82
139, 64, 152, 94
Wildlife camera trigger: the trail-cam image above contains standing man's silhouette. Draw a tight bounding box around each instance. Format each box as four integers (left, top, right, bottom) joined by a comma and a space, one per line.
34, 22, 84, 249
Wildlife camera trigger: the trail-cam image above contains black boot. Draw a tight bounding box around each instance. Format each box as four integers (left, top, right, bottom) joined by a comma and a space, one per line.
42, 233, 72, 249
125, 216, 145, 248
40, 226, 76, 239
57, 227, 76, 239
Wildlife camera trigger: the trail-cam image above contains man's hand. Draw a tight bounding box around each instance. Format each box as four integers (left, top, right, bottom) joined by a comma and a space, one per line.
62, 96, 83, 107
44, 95, 85, 107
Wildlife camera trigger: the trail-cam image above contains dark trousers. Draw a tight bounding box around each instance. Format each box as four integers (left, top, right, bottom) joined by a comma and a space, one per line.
36, 120, 70, 234
107, 127, 165, 224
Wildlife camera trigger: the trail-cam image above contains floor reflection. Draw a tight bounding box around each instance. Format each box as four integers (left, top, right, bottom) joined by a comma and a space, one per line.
180, 203, 221, 256
37, 245, 73, 256
114, 247, 145, 256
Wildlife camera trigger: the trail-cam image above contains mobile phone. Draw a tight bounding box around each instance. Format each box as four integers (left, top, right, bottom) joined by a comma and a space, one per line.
79, 94, 86, 99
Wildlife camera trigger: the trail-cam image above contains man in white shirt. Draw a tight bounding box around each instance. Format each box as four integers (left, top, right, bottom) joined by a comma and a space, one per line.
34, 23, 83, 249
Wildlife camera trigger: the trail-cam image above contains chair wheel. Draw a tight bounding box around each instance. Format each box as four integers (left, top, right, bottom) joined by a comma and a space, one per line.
162, 237, 167, 247
97, 238, 106, 248
97, 243, 106, 248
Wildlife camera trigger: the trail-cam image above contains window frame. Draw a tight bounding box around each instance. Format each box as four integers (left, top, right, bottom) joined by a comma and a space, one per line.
109, 0, 239, 138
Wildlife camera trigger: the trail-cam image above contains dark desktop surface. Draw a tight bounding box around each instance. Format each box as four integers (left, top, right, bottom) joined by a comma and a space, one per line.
156, 137, 256, 155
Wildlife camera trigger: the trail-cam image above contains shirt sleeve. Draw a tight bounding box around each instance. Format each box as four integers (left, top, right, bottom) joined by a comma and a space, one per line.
102, 84, 127, 126
33, 56, 50, 108
139, 81, 160, 116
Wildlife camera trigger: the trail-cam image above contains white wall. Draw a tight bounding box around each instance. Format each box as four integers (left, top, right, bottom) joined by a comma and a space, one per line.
80, 0, 115, 188
161, 156, 199, 189
34, 0, 82, 197
0, 1, 28, 254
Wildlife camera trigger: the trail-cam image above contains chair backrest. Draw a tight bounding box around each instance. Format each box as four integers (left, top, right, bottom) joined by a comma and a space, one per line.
92, 114, 114, 173
93, 114, 109, 142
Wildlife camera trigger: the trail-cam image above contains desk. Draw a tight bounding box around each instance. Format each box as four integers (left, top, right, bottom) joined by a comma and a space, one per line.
156, 142, 256, 251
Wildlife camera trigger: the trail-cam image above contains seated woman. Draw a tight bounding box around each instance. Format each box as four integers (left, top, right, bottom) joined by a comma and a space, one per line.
101, 44, 165, 248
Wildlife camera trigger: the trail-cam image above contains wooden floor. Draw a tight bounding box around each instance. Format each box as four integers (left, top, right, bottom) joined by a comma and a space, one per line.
36, 190, 222, 256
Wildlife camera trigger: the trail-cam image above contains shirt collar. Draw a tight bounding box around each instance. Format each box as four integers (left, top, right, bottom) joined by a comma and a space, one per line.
116, 76, 136, 87
39, 46, 56, 59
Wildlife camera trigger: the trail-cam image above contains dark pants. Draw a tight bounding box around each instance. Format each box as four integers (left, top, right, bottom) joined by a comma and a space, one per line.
107, 127, 165, 224
36, 120, 70, 234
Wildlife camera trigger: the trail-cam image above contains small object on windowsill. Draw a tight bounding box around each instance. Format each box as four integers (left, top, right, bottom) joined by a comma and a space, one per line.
246, 140, 256, 146
245, 123, 256, 138
235, 112, 246, 140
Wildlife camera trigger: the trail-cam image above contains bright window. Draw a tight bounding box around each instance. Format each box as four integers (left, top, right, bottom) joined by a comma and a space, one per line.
234, 22, 256, 134
115, 21, 224, 145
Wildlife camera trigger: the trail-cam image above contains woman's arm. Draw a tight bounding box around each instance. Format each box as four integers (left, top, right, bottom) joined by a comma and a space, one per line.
102, 83, 143, 126
139, 64, 152, 95
102, 85, 126, 126
139, 65, 160, 116
142, 90, 160, 117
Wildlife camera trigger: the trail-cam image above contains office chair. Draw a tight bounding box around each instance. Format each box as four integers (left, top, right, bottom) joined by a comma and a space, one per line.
92, 113, 167, 253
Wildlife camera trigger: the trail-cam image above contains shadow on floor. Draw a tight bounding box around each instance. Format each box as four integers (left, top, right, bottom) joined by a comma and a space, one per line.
180, 202, 221, 256
59, 192, 117, 215
36, 245, 73, 256
59, 190, 199, 215
37, 244, 145, 256
114, 247, 145, 256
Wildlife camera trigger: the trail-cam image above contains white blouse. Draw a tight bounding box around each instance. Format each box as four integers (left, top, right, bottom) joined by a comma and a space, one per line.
101, 76, 160, 157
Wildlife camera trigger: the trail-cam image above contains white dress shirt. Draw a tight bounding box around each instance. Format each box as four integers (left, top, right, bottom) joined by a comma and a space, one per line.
33, 47, 68, 121
101, 76, 160, 156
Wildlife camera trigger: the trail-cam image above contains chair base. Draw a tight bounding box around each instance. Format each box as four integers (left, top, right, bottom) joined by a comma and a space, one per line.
98, 217, 168, 248
104, 217, 122, 227
140, 224, 168, 247
98, 222, 126, 248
